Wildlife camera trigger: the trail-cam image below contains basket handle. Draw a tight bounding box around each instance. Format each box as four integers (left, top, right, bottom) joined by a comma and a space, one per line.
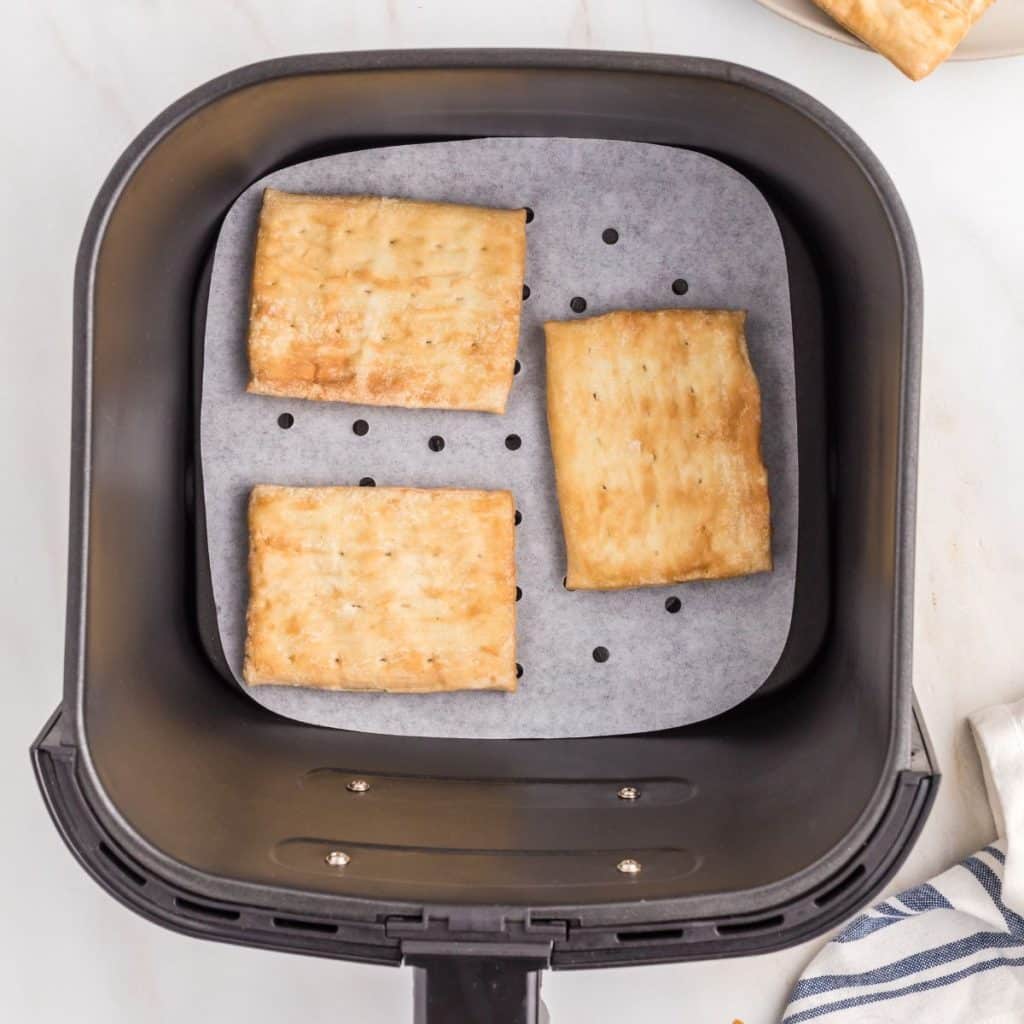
407, 943, 550, 1024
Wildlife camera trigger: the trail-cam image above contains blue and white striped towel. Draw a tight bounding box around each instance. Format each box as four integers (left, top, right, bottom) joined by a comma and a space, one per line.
783, 699, 1024, 1023
782, 842, 1024, 1022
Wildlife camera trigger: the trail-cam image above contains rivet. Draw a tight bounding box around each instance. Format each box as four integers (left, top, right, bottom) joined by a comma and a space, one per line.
617, 786, 640, 801
617, 858, 642, 875
325, 850, 350, 867
347, 779, 370, 793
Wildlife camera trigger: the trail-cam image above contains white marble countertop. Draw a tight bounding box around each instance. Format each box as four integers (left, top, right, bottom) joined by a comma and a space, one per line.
3, 1, 1023, 1021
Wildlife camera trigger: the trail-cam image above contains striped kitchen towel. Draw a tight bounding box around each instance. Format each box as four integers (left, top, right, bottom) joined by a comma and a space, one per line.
782, 842, 1024, 1022
783, 698, 1024, 1023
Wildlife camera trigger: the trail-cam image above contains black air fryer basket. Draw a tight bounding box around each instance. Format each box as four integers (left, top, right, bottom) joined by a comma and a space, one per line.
33, 50, 935, 1023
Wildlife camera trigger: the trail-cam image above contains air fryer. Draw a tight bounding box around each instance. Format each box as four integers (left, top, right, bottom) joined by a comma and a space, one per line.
32, 50, 935, 1023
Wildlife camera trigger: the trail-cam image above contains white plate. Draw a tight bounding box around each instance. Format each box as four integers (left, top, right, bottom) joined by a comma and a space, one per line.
755, 0, 1024, 61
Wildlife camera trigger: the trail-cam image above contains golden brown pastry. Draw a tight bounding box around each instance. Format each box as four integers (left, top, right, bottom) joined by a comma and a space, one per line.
247, 190, 526, 412
545, 309, 771, 591
811, 0, 996, 80
244, 485, 517, 692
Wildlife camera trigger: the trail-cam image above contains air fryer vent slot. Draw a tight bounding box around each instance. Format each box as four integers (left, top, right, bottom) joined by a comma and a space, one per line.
716, 913, 784, 936
616, 927, 684, 944
814, 863, 866, 907
98, 842, 146, 887
272, 916, 339, 935
174, 897, 241, 922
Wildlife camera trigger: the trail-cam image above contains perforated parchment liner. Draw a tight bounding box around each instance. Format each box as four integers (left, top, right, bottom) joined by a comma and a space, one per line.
201, 138, 797, 739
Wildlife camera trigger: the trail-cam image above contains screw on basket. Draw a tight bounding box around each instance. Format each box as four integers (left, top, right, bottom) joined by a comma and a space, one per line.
617, 858, 642, 875
617, 785, 640, 801
346, 779, 370, 793
325, 850, 351, 868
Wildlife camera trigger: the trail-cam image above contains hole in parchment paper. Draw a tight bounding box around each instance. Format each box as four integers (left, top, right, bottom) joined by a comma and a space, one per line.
602, 228, 619, 245
570, 296, 587, 314
593, 646, 610, 663
359, 477, 375, 487
514, 509, 522, 526
516, 663, 524, 679
505, 434, 522, 451
665, 596, 682, 614
352, 419, 369, 436
524, 207, 534, 223
516, 586, 522, 602
672, 278, 689, 296
428, 435, 445, 452
522, 285, 531, 300
514, 359, 522, 375
277, 413, 294, 429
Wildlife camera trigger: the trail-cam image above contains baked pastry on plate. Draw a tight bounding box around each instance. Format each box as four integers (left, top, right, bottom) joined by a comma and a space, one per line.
809, 0, 997, 78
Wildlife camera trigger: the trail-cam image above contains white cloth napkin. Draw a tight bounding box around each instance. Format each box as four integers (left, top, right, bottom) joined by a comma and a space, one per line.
781, 698, 1024, 1023
970, 699, 1024, 915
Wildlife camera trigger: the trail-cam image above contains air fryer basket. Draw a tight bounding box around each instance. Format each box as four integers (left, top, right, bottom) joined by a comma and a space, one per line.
33, 50, 933, 1022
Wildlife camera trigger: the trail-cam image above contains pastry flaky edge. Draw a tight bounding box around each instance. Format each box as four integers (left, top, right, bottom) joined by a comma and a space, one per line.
811, 0, 996, 80
245, 189, 527, 413
243, 484, 518, 693
545, 308, 772, 591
